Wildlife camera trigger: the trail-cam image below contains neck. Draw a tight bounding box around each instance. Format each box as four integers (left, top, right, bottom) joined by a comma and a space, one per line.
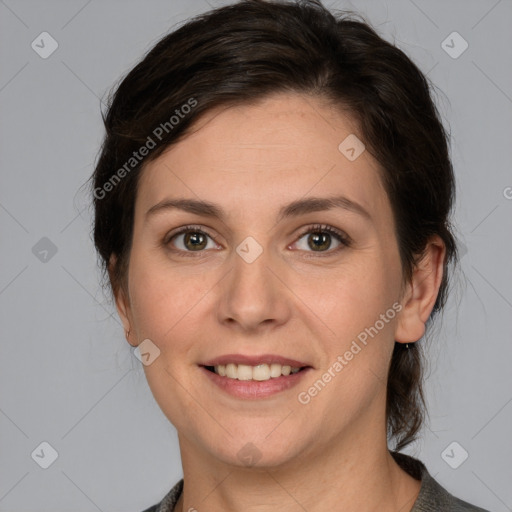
175, 418, 421, 512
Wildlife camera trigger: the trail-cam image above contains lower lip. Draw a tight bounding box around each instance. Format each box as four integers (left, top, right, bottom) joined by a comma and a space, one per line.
200, 366, 311, 399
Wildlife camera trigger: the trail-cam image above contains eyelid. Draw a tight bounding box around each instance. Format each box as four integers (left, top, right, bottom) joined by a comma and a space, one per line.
294, 223, 352, 245
164, 224, 217, 244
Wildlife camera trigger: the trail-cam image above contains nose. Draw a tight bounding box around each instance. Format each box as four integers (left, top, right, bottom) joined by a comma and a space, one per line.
215, 242, 292, 333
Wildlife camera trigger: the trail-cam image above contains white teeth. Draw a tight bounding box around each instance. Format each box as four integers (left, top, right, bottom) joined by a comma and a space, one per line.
269, 363, 282, 378
212, 363, 302, 381
226, 363, 237, 379
237, 364, 253, 381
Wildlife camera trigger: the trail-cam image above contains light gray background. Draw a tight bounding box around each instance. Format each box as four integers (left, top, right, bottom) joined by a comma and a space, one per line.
0, 1, 511, 511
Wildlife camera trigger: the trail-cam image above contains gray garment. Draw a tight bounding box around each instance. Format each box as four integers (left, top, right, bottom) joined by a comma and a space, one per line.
391, 452, 490, 512
142, 452, 491, 512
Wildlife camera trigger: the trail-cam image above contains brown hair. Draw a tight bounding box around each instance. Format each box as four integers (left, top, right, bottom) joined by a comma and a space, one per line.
91, 0, 457, 451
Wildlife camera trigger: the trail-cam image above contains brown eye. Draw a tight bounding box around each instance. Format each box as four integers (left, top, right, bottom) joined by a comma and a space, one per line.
182, 231, 208, 251
166, 226, 218, 254
292, 224, 350, 255
307, 231, 332, 251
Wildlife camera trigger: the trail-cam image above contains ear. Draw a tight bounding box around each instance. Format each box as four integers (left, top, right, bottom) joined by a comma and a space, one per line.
109, 255, 136, 347
394, 236, 446, 344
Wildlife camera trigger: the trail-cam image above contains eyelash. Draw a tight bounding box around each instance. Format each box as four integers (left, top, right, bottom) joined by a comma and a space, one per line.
164, 223, 351, 258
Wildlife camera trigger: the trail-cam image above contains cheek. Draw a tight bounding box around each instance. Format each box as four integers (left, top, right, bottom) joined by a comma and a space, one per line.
126, 251, 206, 348
298, 255, 399, 336
304, 253, 400, 388
126, 254, 209, 425
298, 272, 398, 429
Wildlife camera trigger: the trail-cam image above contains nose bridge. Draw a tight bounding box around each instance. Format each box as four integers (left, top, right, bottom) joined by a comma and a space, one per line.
233, 241, 271, 295
216, 235, 290, 330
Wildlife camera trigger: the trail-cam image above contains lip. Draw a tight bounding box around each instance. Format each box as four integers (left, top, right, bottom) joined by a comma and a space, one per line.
200, 365, 312, 399
201, 354, 310, 368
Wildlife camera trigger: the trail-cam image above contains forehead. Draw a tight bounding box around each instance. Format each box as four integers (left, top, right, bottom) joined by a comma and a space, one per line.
136, 92, 389, 223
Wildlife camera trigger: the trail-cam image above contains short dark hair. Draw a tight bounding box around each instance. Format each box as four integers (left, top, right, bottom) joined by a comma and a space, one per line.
91, 0, 458, 451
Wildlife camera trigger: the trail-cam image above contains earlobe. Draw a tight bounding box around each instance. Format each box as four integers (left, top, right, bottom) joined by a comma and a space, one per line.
394, 236, 446, 344
115, 287, 132, 339
115, 288, 137, 346
109, 255, 135, 346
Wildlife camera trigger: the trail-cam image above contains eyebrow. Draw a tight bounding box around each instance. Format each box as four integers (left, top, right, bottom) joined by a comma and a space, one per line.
146, 195, 372, 223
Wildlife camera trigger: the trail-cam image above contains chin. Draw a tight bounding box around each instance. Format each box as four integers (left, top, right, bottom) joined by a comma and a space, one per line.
203, 426, 308, 470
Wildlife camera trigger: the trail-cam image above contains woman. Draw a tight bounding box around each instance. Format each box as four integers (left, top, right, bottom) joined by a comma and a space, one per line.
91, 1, 490, 510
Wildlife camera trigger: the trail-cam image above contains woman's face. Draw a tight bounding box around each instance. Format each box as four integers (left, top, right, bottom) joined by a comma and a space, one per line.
116, 93, 413, 468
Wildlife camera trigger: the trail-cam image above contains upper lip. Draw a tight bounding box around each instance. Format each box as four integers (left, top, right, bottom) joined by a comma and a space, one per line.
201, 354, 311, 368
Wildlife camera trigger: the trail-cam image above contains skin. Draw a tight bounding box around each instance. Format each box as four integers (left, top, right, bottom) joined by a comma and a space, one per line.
113, 92, 445, 512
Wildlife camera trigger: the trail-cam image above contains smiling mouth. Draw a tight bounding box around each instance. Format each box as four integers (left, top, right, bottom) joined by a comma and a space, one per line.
203, 363, 307, 381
